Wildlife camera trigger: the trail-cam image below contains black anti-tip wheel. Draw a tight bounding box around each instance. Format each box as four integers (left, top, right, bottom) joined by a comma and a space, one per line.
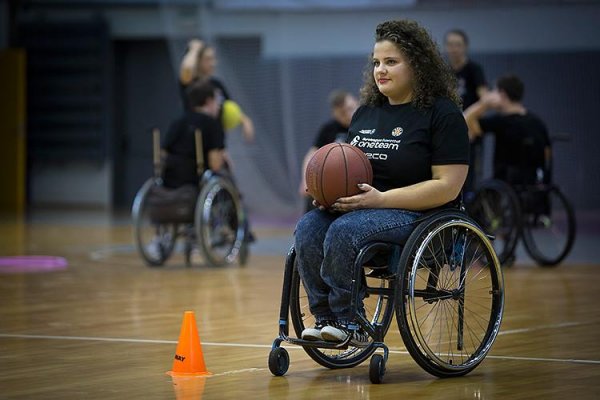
268, 347, 290, 376
369, 354, 386, 384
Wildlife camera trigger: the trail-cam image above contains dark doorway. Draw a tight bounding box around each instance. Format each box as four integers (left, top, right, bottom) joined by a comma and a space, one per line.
112, 39, 182, 210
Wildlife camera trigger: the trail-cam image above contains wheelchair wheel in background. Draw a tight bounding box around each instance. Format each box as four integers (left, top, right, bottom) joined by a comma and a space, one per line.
289, 262, 395, 369
195, 175, 247, 267
468, 180, 521, 266
520, 185, 576, 267
396, 212, 504, 378
132, 179, 177, 266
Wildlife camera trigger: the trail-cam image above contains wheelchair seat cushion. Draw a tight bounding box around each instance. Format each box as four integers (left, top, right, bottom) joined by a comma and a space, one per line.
146, 184, 199, 224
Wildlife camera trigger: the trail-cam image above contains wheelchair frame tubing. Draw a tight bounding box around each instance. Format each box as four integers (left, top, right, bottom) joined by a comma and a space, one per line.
277, 247, 296, 338
350, 243, 401, 343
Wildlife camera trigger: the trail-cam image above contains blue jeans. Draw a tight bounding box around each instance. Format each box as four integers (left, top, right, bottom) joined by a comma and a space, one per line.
294, 208, 421, 323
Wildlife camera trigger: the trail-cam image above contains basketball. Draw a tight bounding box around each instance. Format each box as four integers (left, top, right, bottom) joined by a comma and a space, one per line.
221, 99, 243, 130
305, 143, 373, 208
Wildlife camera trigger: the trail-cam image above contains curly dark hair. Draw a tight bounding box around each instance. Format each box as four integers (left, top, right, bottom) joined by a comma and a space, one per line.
360, 20, 461, 109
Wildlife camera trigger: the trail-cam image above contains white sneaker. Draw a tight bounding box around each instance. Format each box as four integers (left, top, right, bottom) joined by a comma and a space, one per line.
321, 324, 370, 347
146, 237, 162, 260
301, 320, 330, 341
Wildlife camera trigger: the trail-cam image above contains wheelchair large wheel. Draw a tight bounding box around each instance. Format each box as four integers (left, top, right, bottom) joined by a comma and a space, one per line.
520, 185, 576, 267
289, 263, 395, 369
132, 179, 177, 266
396, 212, 504, 378
468, 180, 520, 266
195, 175, 247, 267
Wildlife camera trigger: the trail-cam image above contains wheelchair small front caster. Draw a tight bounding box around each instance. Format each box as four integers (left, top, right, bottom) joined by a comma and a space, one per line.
369, 354, 386, 384
268, 347, 290, 376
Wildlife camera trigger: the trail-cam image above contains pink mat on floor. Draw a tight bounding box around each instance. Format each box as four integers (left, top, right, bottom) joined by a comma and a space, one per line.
0, 256, 68, 273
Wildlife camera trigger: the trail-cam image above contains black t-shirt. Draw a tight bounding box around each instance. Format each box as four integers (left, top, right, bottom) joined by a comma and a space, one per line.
480, 112, 550, 183
313, 120, 349, 148
455, 60, 486, 109
347, 98, 469, 203
161, 111, 225, 188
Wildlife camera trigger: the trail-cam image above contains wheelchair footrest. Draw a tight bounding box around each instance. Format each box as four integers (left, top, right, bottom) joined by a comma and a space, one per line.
283, 336, 357, 349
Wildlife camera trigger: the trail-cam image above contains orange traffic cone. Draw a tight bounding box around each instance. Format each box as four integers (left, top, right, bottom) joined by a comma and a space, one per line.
167, 311, 212, 376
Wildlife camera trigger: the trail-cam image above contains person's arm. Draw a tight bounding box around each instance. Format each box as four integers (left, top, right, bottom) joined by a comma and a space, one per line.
463, 101, 488, 140
240, 112, 255, 143
207, 149, 225, 171
476, 85, 489, 100
180, 39, 204, 85
333, 164, 468, 212
298, 146, 318, 196
464, 91, 501, 140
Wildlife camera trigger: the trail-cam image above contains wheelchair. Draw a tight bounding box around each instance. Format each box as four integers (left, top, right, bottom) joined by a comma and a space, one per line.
268, 207, 504, 384
131, 128, 250, 267
468, 135, 576, 267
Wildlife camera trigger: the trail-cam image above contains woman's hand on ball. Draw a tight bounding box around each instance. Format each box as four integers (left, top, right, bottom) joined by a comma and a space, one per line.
332, 183, 382, 212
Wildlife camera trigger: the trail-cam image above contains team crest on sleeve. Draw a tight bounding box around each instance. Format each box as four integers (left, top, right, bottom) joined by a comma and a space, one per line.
391, 127, 403, 137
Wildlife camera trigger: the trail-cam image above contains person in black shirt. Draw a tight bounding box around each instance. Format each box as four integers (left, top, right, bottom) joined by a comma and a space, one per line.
295, 20, 469, 345
179, 39, 255, 143
298, 90, 359, 211
445, 29, 488, 197
464, 74, 551, 185
445, 29, 488, 109
162, 80, 225, 189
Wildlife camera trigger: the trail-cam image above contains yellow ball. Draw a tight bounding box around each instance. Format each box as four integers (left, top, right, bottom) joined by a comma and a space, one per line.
221, 100, 243, 131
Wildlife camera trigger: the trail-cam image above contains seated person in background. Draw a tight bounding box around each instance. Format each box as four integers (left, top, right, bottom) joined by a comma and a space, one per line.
298, 90, 359, 212
162, 80, 225, 189
464, 74, 551, 185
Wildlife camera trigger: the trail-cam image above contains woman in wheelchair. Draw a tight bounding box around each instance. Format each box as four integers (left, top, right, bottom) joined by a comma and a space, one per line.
295, 20, 470, 346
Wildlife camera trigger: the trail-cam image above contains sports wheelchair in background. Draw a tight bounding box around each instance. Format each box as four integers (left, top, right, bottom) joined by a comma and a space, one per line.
269, 207, 504, 384
468, 134, 576, 267
132, 128, 250, 267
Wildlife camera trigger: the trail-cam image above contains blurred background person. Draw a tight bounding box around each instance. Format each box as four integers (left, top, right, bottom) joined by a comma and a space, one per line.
179, 39, 255, 144
445, 29, 488, 109
298, 90, 359, 212
445, 29, 488, 198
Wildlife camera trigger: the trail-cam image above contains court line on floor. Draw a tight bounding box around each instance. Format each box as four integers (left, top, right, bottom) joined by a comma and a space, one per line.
498, 321, 585, 336
1, 333, 599, 366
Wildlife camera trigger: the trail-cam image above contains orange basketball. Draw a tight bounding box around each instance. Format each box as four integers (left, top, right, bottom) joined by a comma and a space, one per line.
305, 143, 373, 209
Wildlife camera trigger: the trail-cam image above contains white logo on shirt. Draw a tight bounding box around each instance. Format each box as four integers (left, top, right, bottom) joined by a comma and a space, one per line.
365, 153, 388, 160
359, 129, 376, 135
351, 135, 400, 150
391, 127, 403, 137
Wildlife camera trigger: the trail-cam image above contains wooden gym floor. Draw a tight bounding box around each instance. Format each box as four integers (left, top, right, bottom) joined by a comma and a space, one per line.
1, 210, 599, 399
